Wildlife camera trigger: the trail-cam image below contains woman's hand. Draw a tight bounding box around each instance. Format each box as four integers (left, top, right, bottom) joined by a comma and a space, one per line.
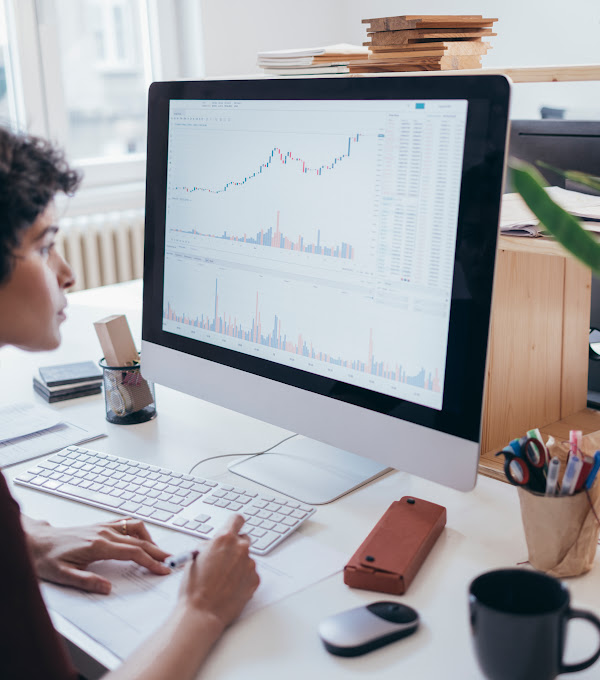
22, 516, 171, 594
178, 514, 260, 630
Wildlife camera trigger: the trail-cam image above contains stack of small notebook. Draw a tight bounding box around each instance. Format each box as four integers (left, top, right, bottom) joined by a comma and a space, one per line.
257, 43, 369, 75
353, 15, 497, 73
33, 361, 103, 403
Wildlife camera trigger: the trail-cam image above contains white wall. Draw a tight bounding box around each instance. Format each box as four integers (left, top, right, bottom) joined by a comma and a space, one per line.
196, 0, 600, 119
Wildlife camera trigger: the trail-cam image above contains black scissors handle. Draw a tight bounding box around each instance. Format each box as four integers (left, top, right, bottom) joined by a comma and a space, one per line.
496, 451, 531, 486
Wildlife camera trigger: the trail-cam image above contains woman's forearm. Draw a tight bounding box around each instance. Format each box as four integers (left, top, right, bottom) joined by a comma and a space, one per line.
106, 604, 226, 680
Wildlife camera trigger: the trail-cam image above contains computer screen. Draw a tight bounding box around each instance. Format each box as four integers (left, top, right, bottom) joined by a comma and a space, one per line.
142, 76, 510, 501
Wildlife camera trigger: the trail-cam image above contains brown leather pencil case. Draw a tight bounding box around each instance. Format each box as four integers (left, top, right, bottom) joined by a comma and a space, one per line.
343, 496, 446, 595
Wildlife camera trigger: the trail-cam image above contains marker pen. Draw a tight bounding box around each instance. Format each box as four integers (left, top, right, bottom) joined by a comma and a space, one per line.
167, 550, 199, 569
585, 451, 600, 490
569, 430, 582, 457
560, 453, 583, 496
545, 457, 560, 496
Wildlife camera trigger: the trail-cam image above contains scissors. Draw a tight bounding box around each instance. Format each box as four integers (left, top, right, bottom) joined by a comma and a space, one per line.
495, 437, 548, 492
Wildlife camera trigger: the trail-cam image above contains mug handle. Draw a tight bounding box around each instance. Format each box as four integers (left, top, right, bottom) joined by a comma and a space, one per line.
560, 608, 600, 674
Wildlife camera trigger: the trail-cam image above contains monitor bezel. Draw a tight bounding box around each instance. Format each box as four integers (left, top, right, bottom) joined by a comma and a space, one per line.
143, 75, 509, 452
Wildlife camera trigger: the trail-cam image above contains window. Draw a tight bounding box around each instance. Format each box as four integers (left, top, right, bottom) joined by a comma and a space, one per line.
35, 0, 151, 163
3, 0, 202, 214
0, 0, 21, 128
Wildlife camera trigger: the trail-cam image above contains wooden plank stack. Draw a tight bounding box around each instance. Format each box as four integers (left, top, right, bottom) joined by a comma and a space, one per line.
352, 15, 497, 72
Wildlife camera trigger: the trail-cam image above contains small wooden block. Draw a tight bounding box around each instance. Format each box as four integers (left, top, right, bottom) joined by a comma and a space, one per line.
368, 42, 491, 59
94, 314, 140, 367
362, 15, 497, 32
365, 28, 496, 47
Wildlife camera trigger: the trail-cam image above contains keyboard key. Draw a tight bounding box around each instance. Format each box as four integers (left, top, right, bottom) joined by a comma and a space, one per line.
152, 510, 173, 522
121, 500, 142, 513
154, 500, 182, 514
172, 517, 187, 527
194, 513, 211, 523
16, 473, 35, 483
196, 524, 213, 534
137, 505, 155, 517
253, 532, 278, 551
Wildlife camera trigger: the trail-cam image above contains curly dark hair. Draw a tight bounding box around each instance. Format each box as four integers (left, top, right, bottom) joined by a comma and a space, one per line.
0, 127, 81, 284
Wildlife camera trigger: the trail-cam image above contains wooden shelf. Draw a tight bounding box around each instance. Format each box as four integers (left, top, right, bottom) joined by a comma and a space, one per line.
346, 64, 600, 83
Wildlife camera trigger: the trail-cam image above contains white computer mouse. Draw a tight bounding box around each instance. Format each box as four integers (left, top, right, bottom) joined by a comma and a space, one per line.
318, 601, 420, 657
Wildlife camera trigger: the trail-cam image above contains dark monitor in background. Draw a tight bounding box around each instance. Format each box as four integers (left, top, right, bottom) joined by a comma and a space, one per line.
507, 119, 600, 405
506, 120, 600, 193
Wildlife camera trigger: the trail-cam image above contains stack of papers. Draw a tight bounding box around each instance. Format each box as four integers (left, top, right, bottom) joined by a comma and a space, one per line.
500, 187, 600, 237
0, 403, 106, 468
257, 43, 369, 75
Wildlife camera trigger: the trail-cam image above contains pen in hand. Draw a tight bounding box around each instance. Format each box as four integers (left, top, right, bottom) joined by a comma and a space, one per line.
167, 550, 199, 570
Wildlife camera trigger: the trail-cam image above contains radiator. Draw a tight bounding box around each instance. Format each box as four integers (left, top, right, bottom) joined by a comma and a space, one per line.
56, 210, 145, 292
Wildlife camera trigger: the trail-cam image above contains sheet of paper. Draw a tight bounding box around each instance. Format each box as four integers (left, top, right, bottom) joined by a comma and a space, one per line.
42, 531, 347, 660
0, 402, 62, 442
501, 189, 600, 236
546, 186, 600, 220
0, 404, 106, 468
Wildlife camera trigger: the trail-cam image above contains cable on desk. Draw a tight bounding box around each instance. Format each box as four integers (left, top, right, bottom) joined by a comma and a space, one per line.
187, 433, 298, 476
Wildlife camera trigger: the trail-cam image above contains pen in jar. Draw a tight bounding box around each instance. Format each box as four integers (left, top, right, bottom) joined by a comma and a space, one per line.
167, 549, 199, 569
545, 457, 560, 496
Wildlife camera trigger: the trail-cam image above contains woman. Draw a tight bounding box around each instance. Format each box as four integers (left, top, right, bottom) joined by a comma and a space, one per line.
0, 127, 259, 679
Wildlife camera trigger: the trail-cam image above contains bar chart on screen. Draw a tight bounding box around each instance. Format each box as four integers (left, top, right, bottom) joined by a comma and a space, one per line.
162, 99, 468, 410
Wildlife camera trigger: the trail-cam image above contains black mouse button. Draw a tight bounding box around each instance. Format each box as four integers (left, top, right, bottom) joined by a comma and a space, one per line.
367, 601, 418, 624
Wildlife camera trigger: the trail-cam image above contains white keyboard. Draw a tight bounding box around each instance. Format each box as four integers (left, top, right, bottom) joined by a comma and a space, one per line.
15, 446, 316, 555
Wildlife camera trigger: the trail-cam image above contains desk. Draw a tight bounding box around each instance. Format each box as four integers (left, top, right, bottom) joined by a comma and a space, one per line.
3, 280, 600, 679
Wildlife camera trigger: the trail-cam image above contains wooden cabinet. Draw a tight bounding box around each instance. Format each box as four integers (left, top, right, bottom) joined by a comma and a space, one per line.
479, 236, 591, 477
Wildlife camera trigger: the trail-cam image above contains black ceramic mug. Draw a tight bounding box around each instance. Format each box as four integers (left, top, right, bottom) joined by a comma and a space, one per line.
469, 569, 600, 680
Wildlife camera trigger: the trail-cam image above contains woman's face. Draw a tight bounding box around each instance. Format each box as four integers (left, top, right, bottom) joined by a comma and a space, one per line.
0, 203, 74, 351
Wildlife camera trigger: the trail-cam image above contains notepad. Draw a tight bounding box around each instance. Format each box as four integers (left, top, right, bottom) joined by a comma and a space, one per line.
0, 402, 106, 468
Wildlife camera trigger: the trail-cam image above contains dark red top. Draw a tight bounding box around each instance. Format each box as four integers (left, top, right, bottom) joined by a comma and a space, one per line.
0, 471, 78, 680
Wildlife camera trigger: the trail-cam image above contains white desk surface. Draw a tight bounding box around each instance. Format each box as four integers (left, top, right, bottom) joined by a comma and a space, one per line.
3, 280, 600, 679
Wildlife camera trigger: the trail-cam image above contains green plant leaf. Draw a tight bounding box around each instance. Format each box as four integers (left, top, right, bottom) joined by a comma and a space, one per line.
511, 161, 600, 276
536, 161, 600, 193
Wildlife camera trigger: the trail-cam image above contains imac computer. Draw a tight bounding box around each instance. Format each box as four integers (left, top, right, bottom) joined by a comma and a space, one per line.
141, 75, 510, 503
